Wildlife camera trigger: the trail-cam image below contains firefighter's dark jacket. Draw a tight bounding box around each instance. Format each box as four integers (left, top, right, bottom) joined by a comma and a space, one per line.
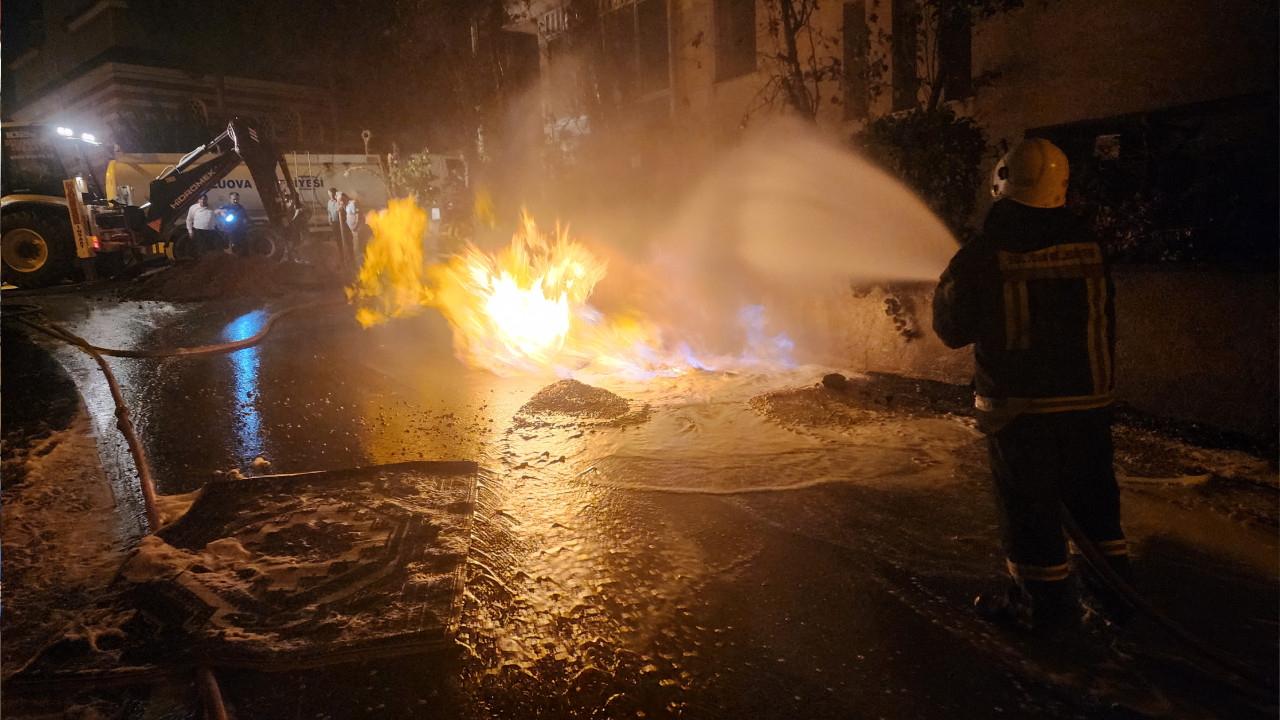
933, 200, 1115, 421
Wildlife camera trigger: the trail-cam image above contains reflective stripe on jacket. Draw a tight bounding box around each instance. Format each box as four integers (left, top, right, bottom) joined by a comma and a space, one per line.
933, 200, 1115, 422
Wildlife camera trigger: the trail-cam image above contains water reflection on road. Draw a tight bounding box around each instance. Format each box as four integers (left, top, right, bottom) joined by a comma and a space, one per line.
222, 309, 268, 463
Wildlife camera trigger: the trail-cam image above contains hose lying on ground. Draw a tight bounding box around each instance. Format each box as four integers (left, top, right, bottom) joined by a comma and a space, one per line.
28, 299, 345, 358
3, 298, 345, 533
1060, 503, 1275, 696
4, 297, 350, 714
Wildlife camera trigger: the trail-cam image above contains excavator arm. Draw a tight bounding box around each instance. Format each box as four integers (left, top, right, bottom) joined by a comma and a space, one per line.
142, 118, 308, 243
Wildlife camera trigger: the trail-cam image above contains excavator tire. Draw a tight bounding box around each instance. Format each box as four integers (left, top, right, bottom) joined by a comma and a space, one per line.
249, 227, 278, 258
1, 210, 75, 288
170, 230, 201, 261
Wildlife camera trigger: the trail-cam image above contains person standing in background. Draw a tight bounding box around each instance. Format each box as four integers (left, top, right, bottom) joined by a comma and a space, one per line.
344, 194, 363, 261
217, 192, 249, 256
327, 187, 349, 267
337, 192, 355, 269
186, 194, 219, 254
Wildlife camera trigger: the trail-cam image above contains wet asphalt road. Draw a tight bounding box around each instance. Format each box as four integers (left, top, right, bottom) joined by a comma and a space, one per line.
5, 281, 1277, 719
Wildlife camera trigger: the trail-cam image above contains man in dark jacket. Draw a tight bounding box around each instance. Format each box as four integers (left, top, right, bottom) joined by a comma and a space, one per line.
217, 192, 249, 256
933, 138, 1130, 634
328, 187, 350, 267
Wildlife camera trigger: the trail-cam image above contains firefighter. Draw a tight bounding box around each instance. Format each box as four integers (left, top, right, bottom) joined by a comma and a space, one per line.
933, 138, 1131, 634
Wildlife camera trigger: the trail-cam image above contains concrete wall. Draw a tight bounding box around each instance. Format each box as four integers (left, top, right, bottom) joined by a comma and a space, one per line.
1109, 267, 1278, 440
659, 0, 1280, 164
10, 0, 145, 107
971, 0, 1278, 182
801, 269, 1278, 443
778, 279, 972, 386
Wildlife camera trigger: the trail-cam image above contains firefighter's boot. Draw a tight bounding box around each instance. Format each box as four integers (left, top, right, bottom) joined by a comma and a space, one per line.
975, 579, 1077, 635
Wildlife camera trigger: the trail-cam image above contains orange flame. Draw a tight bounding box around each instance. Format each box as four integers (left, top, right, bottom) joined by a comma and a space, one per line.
346, 197, 434, 328
351, 198, 680, 377
432, 212, 613, 374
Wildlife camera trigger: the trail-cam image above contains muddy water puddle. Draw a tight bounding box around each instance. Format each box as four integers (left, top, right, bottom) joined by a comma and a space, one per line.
450, 369, 1276, 718
455, 369, 1025, 717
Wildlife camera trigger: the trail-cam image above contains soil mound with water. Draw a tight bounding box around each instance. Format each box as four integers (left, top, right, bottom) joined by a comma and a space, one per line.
749, 371, 973, 429
519, 379, 632, 420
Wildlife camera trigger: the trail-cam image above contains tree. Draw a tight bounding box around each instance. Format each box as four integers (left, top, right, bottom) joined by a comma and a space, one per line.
864, 0, 1031, 112
744, 0, 1033, 122
747, 0, 843, 121
856, 104, 987, 235
387, 149, 444, 206
853, 1, 1049, 233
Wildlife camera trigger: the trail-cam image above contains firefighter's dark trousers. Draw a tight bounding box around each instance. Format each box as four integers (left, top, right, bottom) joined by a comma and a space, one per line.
986, 407, 1130, 617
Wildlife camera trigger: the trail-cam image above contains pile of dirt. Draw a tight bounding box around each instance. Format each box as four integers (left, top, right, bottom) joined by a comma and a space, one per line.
118, 249, 342, 302
749, 371, 974, 430
519, 379, 632, 419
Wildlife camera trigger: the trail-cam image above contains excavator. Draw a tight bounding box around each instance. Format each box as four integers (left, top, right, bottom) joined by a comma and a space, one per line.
1, 117, 309, 288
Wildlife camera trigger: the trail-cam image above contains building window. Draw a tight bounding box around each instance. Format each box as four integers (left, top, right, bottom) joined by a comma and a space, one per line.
936, 8, 972, 102
601, 0, 670, 100
501, 30, 541, 93
539, 5, 570, 40
842, 1, 868, 120
714, 0, 756, 81
891, 0, 918, 112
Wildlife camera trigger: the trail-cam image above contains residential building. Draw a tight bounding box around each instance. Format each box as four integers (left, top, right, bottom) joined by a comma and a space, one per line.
5, 0, 335, 152
504, 0, 1276, 221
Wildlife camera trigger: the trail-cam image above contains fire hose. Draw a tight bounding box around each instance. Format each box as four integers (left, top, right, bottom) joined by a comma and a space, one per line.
3, 298, 343, 719
1059, 504, 1275, 696
6, 299, 345, 528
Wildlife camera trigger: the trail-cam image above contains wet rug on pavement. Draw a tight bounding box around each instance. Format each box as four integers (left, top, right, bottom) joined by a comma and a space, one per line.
9, 461, 477, 685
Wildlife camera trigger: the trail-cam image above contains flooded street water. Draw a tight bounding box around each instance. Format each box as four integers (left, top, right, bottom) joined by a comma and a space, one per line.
455, 374, 1018, 718
7, 288, 1277, 719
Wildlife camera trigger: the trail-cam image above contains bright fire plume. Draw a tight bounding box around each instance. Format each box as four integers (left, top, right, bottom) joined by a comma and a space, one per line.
350, 198, 672, 376
347, 198, 434, 328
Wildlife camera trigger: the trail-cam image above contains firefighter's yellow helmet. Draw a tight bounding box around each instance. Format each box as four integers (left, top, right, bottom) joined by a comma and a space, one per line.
991, 138, 1069, 208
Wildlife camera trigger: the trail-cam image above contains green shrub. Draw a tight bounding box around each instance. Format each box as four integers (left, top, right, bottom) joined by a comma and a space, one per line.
854, 106, 988, 238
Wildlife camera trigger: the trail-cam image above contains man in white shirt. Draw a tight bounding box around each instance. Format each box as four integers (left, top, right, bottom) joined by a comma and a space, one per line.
186, 194, 219, 254
345, 197, 361, 236
340, 193, 361, 261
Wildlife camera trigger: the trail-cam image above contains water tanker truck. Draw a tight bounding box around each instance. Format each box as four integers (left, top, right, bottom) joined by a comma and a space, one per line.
109, 151, 469, 244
